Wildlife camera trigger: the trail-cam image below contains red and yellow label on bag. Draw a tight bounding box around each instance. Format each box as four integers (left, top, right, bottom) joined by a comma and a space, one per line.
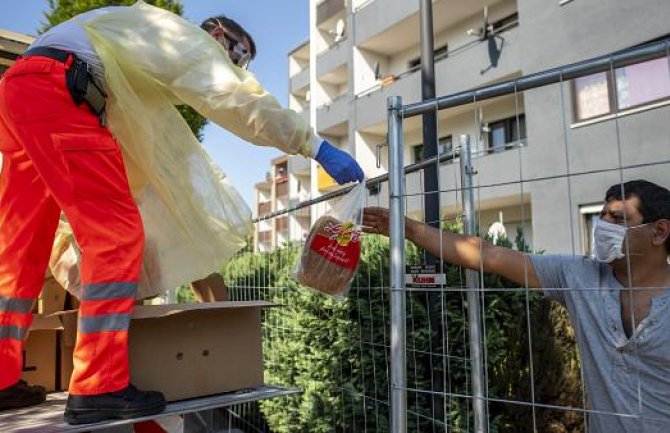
309, 220, 361, 270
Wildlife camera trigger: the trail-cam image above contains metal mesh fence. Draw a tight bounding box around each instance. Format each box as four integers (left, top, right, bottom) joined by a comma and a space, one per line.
215, 38, 670, 433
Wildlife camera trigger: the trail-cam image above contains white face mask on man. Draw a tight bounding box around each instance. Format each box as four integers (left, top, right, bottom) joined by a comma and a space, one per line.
592, 219, 647, 263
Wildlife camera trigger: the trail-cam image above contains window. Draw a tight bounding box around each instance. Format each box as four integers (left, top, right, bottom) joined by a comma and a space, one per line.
574, 72, 611, 120
439, 135, 453, 155
490, 12, 519, 33
487, 114, 526, 153
408, 44, 449, 70
580, 204, 602, 256
573, 56, 670, 122
616, 58, 670, 109
412, 135, 454, 163
412, 144, 424, 163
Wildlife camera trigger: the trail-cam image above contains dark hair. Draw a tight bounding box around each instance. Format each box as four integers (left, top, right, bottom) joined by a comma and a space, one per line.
605, 179, 670, 251
201, 15, 257, 60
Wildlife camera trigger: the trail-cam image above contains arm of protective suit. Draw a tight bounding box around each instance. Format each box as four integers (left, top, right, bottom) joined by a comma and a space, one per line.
86, 2, 319, 157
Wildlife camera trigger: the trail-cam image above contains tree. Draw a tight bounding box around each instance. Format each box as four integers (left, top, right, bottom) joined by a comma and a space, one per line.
42, 0, 207, 139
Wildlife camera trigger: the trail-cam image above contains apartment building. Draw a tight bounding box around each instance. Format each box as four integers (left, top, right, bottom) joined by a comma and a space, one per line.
0, 28, 33, 77
254, 0, 670, 255
253, 153, 313, 252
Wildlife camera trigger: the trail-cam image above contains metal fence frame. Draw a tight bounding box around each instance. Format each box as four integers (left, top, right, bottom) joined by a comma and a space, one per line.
385, 37, 670, 433
248, 37, 670, 433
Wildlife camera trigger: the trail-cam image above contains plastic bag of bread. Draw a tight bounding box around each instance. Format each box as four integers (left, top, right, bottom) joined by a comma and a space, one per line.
295, 182, 365, 297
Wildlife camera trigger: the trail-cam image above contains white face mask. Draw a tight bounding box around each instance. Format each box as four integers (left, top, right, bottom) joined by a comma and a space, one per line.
592, 219, 647, 263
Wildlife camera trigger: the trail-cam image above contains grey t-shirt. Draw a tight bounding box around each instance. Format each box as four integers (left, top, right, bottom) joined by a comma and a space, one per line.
30, 7, 124, 82
530, 255, 670, 433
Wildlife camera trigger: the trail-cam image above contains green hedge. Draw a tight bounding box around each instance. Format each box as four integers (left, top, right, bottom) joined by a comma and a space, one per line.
223, 230, 583, 433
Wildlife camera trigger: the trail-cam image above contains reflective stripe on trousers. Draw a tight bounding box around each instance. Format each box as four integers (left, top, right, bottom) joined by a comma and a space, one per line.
0, 55, 143, 393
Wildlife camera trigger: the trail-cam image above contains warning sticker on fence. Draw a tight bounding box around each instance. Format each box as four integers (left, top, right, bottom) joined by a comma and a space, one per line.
405, 265, 446, 288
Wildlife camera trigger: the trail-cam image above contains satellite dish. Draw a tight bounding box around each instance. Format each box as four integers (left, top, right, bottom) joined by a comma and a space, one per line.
334, 19, 346, 43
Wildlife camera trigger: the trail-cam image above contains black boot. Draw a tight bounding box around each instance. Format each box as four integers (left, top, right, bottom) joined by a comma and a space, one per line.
0, 380, 47, 411
64, 384, 166, 425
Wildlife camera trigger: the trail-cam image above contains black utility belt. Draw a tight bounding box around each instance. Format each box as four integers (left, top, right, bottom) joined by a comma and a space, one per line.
23, 46, 107, 125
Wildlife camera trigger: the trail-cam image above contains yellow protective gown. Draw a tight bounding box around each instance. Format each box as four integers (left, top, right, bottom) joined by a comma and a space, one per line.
52, 1, 318, 299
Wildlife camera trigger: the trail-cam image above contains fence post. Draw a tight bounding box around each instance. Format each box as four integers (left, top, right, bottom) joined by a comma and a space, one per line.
459, 134, 488, 433
388, 96, 407, 433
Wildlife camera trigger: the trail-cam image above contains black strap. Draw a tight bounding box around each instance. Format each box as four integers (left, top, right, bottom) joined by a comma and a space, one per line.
22, 46, 71, 63
24, 46, 107, 125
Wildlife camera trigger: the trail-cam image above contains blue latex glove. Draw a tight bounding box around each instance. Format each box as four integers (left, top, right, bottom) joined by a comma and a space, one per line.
315, 141, 365, 184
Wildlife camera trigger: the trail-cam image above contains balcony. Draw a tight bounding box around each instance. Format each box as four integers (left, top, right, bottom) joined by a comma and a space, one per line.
294, 207, 311, 219
355, 24, 521, 131
355, 69, 420, 131
317, 38, 349, 79
403, 139, 527, 216
257, 230, 272, 245
317, 95, 350, 135
276, 216, 289, 232
317, 0, 346, 25
290, 67, 310, 94
354, 0, 418, 48
257, 201, 272, 217
317, 164, 338, 192
354, 1, 497, 54
0, 30, 33, 69
435, 25, 521, 95
289, 199, 312, 219
288, 155, 311, 177
275, 179, 289, 198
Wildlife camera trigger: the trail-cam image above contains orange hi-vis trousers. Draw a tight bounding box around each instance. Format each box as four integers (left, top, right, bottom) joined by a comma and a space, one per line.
0, 54, 144, 395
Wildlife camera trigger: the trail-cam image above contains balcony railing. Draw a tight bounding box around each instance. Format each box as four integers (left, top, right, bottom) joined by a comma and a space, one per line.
258, 201, 272, 216
257, 231, 272, 244
317, 164, 338, 192
276, 180, 289, 197
289, 199, 312, 218
317, 0, 345, 25
275, 216, 289, 232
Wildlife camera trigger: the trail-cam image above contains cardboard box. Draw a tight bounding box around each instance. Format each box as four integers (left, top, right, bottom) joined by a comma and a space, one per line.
37, 277, 67, 314
22, 315, 62, 392
59, 301, 271, 401
59, 313, 77, 390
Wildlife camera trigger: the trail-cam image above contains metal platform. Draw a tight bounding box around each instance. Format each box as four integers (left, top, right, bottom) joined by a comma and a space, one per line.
1, 386, 298, 433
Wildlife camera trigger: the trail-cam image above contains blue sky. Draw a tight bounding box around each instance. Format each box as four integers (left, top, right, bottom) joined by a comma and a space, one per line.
0, 0, 309, 208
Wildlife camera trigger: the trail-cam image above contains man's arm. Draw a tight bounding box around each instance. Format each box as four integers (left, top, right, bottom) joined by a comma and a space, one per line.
363, 207, 542, 289
85, 4, 317, 157
84, 4, 362, 184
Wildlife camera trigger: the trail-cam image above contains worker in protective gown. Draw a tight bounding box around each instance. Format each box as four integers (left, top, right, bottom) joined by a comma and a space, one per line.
0, 1, 364, 424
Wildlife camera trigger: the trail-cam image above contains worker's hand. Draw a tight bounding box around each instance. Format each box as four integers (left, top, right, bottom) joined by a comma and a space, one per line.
315, 140, 365, 185
362, 207, 391, 237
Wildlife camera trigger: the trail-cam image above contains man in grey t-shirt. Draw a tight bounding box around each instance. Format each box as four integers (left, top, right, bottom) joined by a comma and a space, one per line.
363, 179, 670, 433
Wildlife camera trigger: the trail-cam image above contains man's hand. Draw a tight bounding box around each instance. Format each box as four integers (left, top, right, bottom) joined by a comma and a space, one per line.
363, 207, 391, 236
315, 140, 365, 185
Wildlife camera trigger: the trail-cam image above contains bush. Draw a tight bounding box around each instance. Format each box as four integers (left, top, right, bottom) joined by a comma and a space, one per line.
222, 228, 582, 433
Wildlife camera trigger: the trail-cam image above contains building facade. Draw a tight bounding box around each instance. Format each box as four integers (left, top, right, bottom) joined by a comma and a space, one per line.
0, 28, 33, 77
254, 0, 670, 254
